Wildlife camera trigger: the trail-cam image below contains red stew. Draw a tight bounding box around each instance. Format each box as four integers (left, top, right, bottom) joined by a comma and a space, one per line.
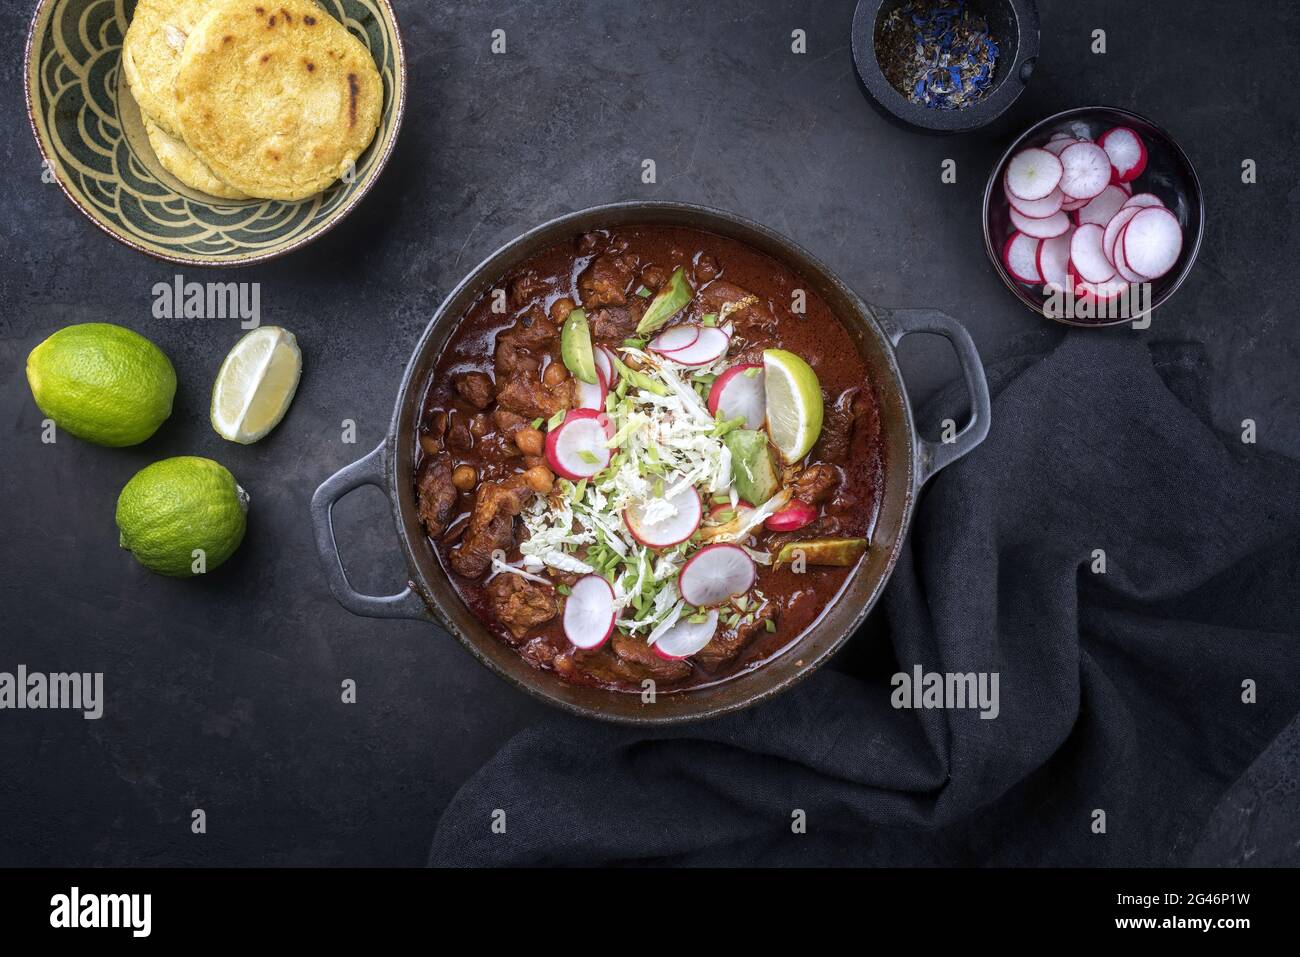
414, 225, 884, 691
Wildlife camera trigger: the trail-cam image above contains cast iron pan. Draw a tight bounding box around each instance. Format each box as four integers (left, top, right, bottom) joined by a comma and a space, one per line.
311, 202, 991, 724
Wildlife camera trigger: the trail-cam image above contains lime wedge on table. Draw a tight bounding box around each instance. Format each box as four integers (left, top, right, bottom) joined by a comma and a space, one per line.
210, 327, 302, 444
762, 349, 824, 463
561, 308, 599, 384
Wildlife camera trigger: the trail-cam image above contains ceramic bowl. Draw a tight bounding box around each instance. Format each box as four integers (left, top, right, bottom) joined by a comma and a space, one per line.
982, 106, 1204, 326
24, 0, 406, 266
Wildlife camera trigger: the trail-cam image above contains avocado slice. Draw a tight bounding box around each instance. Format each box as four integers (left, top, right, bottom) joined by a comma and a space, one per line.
635, 267, 692, 336
774, 538, 869, 567
724, 428, 779, 505
561, 308, 599, 384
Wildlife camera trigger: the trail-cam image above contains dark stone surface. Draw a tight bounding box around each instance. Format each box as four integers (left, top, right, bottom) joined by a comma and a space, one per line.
1, 0, 1295, 865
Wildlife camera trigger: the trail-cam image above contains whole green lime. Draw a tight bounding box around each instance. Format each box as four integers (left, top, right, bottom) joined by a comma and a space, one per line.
26, 323, 176, 447
116, 457, 249, 577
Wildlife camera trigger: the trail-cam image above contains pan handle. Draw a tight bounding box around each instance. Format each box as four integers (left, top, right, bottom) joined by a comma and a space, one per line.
310, 442, 433, 621
876, 307, 991, 488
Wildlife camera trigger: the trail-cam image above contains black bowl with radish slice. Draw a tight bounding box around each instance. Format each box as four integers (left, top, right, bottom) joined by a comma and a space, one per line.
983, 106, 1204, 326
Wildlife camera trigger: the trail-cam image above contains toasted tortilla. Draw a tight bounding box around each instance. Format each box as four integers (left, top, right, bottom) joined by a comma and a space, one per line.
173, 0, 382, 201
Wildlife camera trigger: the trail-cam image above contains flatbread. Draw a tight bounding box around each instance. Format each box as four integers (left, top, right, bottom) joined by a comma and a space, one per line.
172, 0, 383, 201
144, 117, 250, 199
122, 0, 216, 136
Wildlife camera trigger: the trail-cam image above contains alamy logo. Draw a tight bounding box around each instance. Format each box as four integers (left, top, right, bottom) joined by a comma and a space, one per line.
152, 273, 260, 328
891, 665, 1000, 719
50, 887, 151, 937
0, 666, 103, 719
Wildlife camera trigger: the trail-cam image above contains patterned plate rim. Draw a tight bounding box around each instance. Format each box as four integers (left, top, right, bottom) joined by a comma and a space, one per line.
22, 0, 408, 268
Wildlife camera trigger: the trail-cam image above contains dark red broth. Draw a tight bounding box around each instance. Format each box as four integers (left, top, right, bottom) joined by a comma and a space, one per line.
414, 225, 884, 691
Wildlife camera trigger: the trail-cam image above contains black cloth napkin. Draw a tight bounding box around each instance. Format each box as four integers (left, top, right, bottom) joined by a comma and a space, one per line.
428, 332, 1300, 866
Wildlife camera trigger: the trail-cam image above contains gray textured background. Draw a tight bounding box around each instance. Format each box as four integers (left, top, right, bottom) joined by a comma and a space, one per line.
1, 0, 1296, 865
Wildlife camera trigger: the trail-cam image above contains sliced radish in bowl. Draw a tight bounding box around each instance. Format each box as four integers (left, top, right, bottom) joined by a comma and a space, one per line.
1076, 184, 1128, 227
763, 499, 817, 532
1114, 224, 1147, 282
1058, 141, 1112, 201
1010, 207, 1071, 239
707, 363, 765, 429
648, 325, 700, 355
624, 485, 702, 548
594, 345, 618, 387
1044, 137, 1077, 156
653, 610, 719, 660
1102, 205, 1143, 265
1070, 223, 1116, 283
1005, 148, 1063, 201
1099, 126, 1148, 182
1076, 277, 1132, 303
677, 543, 755, 608
563, 574, 615, 650
1002, 232, 1042, 284
1036, 228, 1075, 292
1120, 206, 1182, 280
545, 408, 614, 480
1005, 179, 1064, 218
1122, 192, 1164, 210
574, 367, 607, 411
660, 325, 730, 366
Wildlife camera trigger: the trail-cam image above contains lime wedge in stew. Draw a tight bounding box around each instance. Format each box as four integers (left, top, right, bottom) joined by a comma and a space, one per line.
762, 348, 823, 463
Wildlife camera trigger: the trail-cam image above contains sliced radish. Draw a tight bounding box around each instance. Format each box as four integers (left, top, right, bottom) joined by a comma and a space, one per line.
594, 345, 618, 387
1076, 184, 1129, 227
1005, 148, 1063, 201
574, 367, 608, 411
1103, 205, 1143, 265
1120, 206, 1182, 280
624, 485, 702, 548
1098, 126, 1147, 182
1058, 142, 1112, 201
1044, 137, 1077, 156
1002, 231, 1042, 284
652, 610, 718, 660
763, 499, 817, 533
707, 363, 765, 429
1070, 223, 1116, 283
1010, 207, 1070, 239
563, 575, 615, 650
660, 325, 729, 366
545, 408, 613, 480
1076, 277, 1132, 303
1122, 192, 1164, 210
677, 544, 755, 608
1113, 224, 1147, 282
1060, 194, 1089, 212
1005, 178, 1064, 218
1036, 229, 1074, 292
648, 325, 700, 355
